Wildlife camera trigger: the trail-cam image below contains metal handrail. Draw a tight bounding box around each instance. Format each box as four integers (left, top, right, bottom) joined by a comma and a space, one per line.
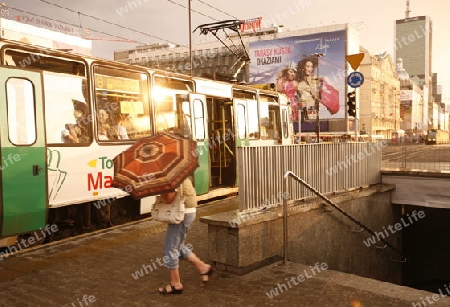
282, 171, 407, 264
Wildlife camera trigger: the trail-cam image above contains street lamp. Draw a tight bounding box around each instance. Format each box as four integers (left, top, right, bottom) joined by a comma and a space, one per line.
311, 53, 324, 143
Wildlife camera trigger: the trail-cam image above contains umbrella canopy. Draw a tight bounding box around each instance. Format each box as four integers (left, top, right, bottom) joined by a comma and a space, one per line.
112, 132, 198, 198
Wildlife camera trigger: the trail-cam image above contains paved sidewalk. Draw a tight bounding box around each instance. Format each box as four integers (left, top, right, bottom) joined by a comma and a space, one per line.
1, 199, 450, 307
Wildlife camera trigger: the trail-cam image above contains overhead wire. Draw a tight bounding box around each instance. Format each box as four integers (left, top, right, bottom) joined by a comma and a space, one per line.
194, 0, 238, 20
8, 0, 234, 53
167, 0, 219, 21
15, 0, 344, 77
7, 5, 143, 44
36, 0, 187, 48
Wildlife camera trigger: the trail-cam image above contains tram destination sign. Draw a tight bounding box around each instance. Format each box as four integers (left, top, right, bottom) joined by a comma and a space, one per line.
95, 75, 140, 93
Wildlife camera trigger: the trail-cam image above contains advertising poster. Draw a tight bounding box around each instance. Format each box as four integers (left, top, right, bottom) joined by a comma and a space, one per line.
400, 89, 413, 106
249, 30, 346, 132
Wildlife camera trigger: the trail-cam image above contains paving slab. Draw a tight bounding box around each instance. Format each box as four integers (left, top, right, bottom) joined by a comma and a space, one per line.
1, 199, 449, 307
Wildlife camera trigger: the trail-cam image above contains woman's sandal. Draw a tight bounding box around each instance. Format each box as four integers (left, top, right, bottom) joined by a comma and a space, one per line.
200, 266, 213, 283
158, 283, 183, 295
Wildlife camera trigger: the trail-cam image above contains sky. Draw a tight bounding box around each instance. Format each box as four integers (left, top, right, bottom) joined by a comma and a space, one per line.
5, 0, 450, 101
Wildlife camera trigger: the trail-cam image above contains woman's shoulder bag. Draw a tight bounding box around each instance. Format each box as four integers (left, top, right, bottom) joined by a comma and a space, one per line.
151, 188, 185, 224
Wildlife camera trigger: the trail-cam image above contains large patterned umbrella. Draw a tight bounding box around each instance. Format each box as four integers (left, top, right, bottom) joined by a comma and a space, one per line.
112, 132, 198, 198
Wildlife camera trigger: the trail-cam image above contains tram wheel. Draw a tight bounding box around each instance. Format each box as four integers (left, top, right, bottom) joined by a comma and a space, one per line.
108, 197, 136, 227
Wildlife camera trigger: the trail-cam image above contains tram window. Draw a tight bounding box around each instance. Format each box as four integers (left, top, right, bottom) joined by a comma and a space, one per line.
43, 72, 91, 144
4, 50, 85, 76
259, 102, 281, 140
282, 109, 289, 139
193, 99, 205, 140
154, 91, 193, 139
155, 93, 176, 132
154, 76, 193, 91
4, 54, 16, 66
6, 78, 37, 145
177, 98, 192, 138
233, 90, 256, 100
259, 93, 277, 103
236, 104, 246, 139
247, 100, 259, 139
93, 66, 150, 141
3, 49, 91, 145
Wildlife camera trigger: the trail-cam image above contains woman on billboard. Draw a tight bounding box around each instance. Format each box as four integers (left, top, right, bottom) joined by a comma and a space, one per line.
296, 57, 318, 121
276, 63, 300, 121
296, 56, 339, 120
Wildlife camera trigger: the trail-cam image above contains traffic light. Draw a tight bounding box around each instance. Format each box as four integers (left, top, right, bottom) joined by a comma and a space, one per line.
347, 91, 356, 117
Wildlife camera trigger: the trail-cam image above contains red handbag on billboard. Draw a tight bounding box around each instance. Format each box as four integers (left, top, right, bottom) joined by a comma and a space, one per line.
320, 78, 340, 115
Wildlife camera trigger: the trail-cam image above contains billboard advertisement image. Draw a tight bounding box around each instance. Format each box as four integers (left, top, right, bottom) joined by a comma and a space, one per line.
249, 30, 346, 132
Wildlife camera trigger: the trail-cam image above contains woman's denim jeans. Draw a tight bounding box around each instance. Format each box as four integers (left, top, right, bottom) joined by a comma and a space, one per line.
162, 212, 196, 269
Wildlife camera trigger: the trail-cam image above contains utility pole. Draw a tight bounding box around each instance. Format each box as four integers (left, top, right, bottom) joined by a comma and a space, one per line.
311, 53, 324, 143
405, 0, 411, 19
188, 0, 192, 75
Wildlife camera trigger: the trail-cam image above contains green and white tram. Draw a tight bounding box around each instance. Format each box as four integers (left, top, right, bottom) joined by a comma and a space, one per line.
0, 38, 293, 248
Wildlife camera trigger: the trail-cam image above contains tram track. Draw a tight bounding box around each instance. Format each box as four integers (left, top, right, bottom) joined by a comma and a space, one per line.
0, 195, 239, 261
382, 144, 450, 162
381, 144, 450, 173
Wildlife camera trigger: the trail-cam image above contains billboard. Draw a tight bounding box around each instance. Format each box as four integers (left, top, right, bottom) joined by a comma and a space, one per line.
400, 89, 413, 106
249, 30, 346, 131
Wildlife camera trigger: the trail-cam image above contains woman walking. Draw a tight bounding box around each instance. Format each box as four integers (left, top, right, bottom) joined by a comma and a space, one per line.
158, 178, 213, 295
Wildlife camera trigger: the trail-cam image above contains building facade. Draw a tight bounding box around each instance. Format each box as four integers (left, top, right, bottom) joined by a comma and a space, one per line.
0, 11, 91, 56
395, 15, 433, 130
359, 48, 401, 139
397, 58, 426, 142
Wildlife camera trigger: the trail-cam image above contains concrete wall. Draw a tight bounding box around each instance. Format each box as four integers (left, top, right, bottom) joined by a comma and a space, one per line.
383, 174, 450, 208
201, 184, 404, 284
203, 210, 284, 274
287, 186, 403, 284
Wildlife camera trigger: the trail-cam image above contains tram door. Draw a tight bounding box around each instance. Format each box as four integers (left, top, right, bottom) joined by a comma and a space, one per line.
0, 67, 47, 236
188, 94, 209, 195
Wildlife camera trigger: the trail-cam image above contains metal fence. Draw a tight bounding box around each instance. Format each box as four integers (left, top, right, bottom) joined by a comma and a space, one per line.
237, 142, 383, 211
381, 144, 450, 172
